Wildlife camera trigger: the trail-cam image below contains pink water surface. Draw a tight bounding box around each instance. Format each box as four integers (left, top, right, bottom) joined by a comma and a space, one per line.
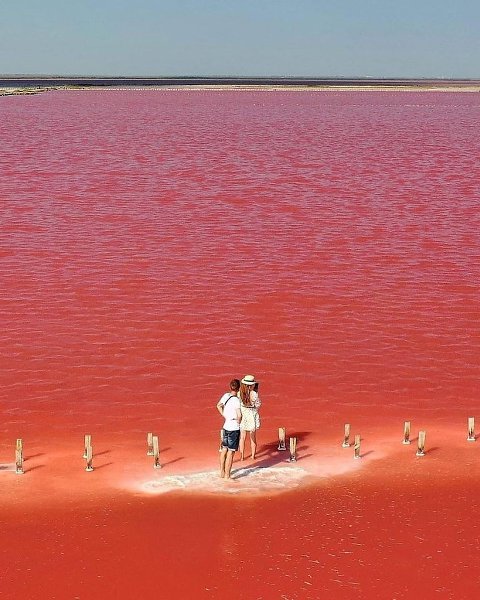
1, 90, 480, 429
1, 90, 480, 598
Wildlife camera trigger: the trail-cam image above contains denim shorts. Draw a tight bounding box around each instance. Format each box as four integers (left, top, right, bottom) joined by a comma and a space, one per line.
222, 429, 240, 451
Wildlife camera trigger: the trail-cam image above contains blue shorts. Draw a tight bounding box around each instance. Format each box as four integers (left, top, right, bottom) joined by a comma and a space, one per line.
222, 429, 240, 451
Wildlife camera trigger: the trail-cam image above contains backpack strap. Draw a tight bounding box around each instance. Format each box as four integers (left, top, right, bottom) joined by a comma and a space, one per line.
223, 394, 235, 407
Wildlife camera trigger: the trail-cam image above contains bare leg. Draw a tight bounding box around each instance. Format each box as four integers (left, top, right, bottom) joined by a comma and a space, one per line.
224, 450, 235, 479
219, 448, 228, 478
239, 430, 247, 460
250, 430, 257, 460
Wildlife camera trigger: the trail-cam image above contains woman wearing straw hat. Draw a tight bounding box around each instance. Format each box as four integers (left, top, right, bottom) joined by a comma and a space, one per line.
238, 374, 261, 460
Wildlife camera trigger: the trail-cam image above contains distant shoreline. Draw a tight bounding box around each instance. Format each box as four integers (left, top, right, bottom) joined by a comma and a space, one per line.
1, 76, 480, 96
2, 84, 480, 96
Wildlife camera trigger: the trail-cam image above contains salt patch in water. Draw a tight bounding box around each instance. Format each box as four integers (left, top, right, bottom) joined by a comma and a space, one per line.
140, 465, 309, 495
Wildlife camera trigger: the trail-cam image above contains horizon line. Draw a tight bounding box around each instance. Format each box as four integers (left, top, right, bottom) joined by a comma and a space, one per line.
2, 74, 480, 81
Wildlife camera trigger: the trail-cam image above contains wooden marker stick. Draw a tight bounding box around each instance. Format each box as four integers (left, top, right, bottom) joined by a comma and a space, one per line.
147, 432, 154, 455
354, 435, 361, 459
83, 434, 92, 459
288, 437, 297, 462
152, 435, 161, 469
342, 423, 351, 448
402, 421, 411, 445
85, 444, 94, 472
416, 431, 426, 457
467, 417, 475, 442
278, 427, 286, 451
15, 439, 24, 475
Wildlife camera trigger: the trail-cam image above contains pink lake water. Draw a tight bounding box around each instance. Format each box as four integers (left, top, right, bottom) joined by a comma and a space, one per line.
1, 90, 480, 599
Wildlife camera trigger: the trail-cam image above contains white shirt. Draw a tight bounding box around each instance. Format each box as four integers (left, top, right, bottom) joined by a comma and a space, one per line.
219, 392, 241, 431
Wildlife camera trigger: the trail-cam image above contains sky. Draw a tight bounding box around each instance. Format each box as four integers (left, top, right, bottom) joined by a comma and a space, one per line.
1, 0, 479, 78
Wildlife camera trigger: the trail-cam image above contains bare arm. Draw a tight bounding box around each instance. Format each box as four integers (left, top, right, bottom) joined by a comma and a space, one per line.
216, 401, 224, 417
251, 391, 261, 408
236, 407, 242, 424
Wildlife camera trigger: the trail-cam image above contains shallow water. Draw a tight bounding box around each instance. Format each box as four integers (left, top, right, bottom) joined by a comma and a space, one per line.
1, 90, 480, 433
1, 90, 480, 598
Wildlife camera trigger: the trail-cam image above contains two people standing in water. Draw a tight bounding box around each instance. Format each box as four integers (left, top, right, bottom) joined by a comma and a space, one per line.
216, 374, 261, 479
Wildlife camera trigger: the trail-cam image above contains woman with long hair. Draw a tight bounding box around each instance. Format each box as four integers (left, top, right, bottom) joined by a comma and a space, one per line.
238, 374, 261, 460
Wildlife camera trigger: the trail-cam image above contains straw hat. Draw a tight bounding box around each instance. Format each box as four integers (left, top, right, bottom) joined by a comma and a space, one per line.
241, 374, 257, 385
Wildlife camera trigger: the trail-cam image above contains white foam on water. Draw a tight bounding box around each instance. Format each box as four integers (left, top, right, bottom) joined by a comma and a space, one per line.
139, 465, 309, 496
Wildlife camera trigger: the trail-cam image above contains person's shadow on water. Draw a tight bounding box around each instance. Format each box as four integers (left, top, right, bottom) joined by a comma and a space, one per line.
232, 431, 312, 479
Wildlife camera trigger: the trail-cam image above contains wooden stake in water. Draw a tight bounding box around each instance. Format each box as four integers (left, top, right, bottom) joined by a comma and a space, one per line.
467, 417, 475, 442
416, 431, 426, 457
354, 434, 361, 459
83, 434, 92, 459
402, 421, 411, 445
288, 437, 297, 462
152, 435, 161, 469
342, 423, 351, 448
278, 427, 286, 450
15, 439, 24, 475
85, 444, 94, 472
147, 432, 154, 455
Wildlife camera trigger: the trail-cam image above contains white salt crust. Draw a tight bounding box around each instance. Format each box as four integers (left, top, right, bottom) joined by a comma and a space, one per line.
140, 465, 309, 495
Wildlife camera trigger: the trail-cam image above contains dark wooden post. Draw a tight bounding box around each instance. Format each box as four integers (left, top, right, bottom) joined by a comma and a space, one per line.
83, 434, 91, 459
147, 432, 154, 455
288, 437, 297, 462
416, 431, 426, 457
277, 427, 286, 450
85, 444, 94, 471
153, 435, 161, 469
15, 439, 24, 475
402, 421, 411, 445
354, 434, 361, 459
342, 423, 351, 447
467, 417, 475, 442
